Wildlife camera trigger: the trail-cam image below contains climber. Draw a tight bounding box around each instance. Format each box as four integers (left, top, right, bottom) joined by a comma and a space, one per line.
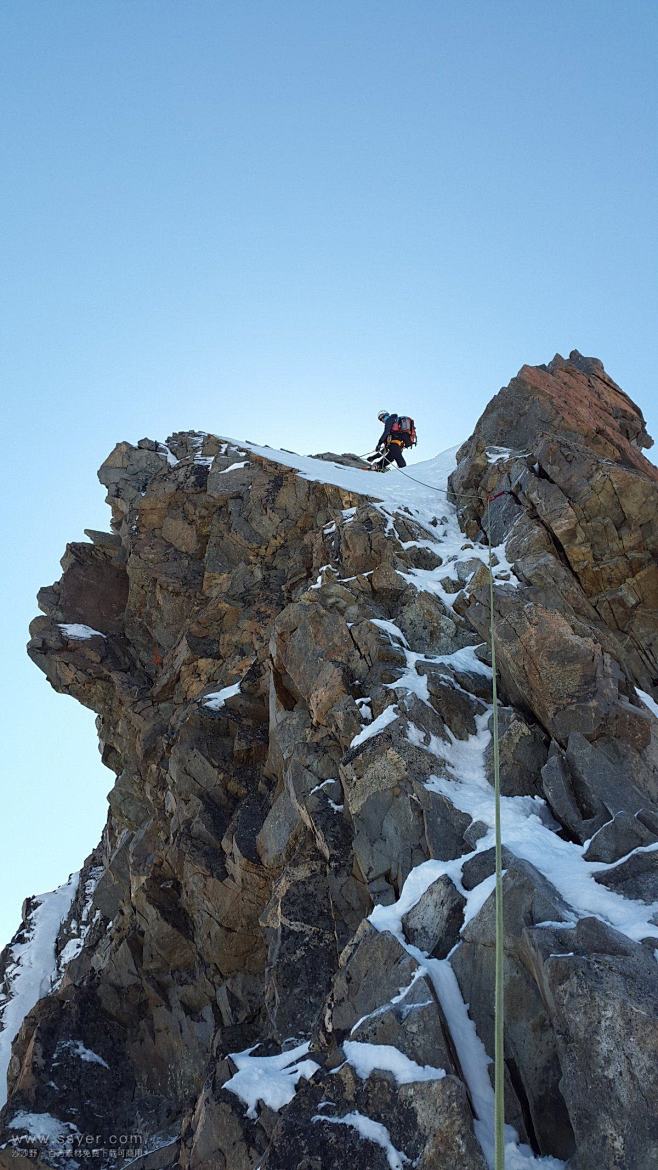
367, 411, 417, 471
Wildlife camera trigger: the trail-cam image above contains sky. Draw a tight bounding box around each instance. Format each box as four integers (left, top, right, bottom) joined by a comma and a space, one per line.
1, 0, 657, 945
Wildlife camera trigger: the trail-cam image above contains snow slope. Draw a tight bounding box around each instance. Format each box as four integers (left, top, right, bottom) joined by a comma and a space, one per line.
0, 876, 79, 1109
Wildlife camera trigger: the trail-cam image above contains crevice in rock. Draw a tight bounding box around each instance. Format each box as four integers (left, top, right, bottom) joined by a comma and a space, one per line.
505, 1056, 540, 1155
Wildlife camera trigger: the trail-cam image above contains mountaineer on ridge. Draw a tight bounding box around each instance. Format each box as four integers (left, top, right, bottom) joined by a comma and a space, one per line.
368, 409, 417, 471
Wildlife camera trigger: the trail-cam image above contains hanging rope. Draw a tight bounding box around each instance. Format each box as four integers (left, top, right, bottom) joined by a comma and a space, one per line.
487, 494, 505, 1170
360, 445, 510, 1164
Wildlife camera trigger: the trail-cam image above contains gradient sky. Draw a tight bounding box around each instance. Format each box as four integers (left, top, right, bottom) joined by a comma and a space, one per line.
1, 0, 657, 944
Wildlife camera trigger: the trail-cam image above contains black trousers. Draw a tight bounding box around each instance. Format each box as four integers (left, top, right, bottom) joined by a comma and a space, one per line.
382, 441, 407, 468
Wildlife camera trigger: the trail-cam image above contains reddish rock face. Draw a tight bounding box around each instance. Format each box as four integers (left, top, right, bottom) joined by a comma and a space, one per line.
451, 350, 658, 718
456, 350, 656, 476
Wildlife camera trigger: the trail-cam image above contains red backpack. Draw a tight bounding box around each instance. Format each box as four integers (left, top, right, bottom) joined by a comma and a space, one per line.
390, 415, 417, 448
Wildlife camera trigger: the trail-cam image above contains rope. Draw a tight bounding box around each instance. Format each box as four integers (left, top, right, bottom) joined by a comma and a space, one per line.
364, 447, 511, 1162
487, 495, 505, 1170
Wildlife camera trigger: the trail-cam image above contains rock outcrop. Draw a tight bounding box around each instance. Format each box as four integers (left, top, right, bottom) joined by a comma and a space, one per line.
1, 354, 657, 1170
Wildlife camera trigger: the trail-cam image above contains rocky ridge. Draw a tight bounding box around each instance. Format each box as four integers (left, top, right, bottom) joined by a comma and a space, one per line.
0, 352, 657, 1170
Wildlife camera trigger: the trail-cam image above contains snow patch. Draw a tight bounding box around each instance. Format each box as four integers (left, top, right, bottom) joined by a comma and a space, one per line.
312, 1111, 410, 1170
54, 865, 103, 985
369, 619, 410, 648
224, 1041, 320, 1119
201, 681, 242, 710
636, 687, 658, 721
58, 624, 106, 640
343, 1040, 446, 1084
350, 705, 398, 748
219, 460, 250, 474
56, 1040, 110, 1069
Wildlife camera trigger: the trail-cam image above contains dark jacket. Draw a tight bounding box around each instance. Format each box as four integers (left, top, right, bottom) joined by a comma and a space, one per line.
377, 413, 399, 449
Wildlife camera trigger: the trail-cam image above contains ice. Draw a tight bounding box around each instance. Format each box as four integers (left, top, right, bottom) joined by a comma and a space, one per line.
350, 705, 399, 748
343, 1040, 445, 1084
348, 970, 426, 1035
0, 874, 79, 1109
430, 644, 492, 677
370, 855, 465, 939
58, 624, 106, 640
309, 779, 337, 794
223, 1041, 320, 1119
312, 1111, 410, 1169
201, 681, 242, 710
485, 446, 522, 464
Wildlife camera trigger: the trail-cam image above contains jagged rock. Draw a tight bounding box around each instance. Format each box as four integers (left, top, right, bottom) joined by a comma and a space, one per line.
4, 352, 658, 1169
396, 591, 475, 655
460, 846, 516, 891
594, 848, 658, 903
400, 875, 465, 957
452, 857, 576, 1160
584, 810, 658, 863
414, 665, 486, 738
526, 916, 658, 1170
260, 842, 340, 1039
261, 1065, 486, 1170
540, 745, 606, 842
487, 707, 548, 797
340, 733, 434, 897
324, 923, 421, 1039
451, 351, 658, 691
347, 968, 455, 1072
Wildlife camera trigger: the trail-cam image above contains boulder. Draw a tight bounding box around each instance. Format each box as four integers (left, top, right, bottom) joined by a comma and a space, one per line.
401, 875, 465, 957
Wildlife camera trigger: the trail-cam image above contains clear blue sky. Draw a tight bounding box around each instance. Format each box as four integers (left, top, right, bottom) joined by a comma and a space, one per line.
1, 0, 657, 944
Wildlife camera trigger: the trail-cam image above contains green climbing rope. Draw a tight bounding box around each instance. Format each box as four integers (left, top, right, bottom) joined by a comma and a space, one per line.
487, 496, 505, 1170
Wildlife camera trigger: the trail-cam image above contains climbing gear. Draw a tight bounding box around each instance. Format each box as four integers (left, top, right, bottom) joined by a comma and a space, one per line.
368, 451, 388, 471
390, 415, 417, 447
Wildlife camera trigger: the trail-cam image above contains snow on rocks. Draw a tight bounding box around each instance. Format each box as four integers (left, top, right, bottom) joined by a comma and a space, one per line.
342, 1040, 446, 1084
219, 460, 250, 474
311, 1110, 410, 1170
55, 1039, 110, 1069
369, 619, 410, 648
54, 865, 103, 981
636, 687, 658, 720
424, 711, 658, 943
0, 875, 79, 1109
201, 681, 242, 710
58, 624, 106, 640
309, 778, 344, 813
224, 1040, 320, 1119
350, 705, 399, 748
